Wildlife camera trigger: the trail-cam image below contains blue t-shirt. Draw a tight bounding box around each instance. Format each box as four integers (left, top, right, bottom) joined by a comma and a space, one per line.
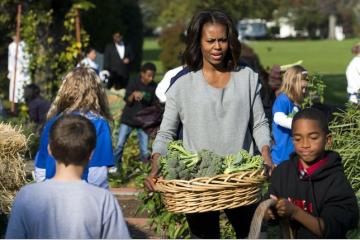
271, 93, 299, 165
35, 112, 114, 180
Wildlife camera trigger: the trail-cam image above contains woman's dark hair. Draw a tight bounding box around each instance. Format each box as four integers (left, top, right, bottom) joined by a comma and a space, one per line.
183, 9, 240, 71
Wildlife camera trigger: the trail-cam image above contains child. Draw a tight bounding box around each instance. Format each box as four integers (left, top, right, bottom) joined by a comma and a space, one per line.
24, 83, 50, 126
271, 65, 308, 165
267, 108, 359, 238
6, 114, 129, 238
345, 43, 360, 104
78, 47, 99, 74
34, 67, 114, 189
111, 62, 157, 173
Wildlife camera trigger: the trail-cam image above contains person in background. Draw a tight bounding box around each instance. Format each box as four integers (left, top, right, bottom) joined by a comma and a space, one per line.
103, 31, 134, 90
7, 35, 30, 108
111, 62, 157, 174
266, 108, 358, 238
34, 67, 114, 189
78, 47, 99, 74
6, 114, 130, 239
24, 83, 50, 128
271, 65, 308, 166
345, 43, 360, 104
155, 65, 184, 103
145, 9, 272, 238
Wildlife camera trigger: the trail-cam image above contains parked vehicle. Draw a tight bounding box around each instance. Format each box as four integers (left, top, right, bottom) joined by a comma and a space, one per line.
237, 19, 267, 40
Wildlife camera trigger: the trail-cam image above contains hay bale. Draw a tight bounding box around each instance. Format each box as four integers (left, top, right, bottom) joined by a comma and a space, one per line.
0, 123, 27, 214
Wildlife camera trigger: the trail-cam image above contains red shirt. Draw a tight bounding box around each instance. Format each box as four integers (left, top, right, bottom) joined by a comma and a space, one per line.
298, 155, 329, 176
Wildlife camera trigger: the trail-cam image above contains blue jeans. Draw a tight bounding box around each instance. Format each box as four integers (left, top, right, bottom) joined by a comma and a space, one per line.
113, 123, 149, 166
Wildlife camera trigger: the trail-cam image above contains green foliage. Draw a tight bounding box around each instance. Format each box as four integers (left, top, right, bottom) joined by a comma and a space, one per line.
302, 74, 326, 108
108, 131, 146, 187
220, 216, 237, 239
21, 9, 53, 93
158, 23, 186, 70
137, 191, 190, 239
140, 0, 279, 31
330, 103, 360, 192
134, 153, 191, 239
51, 4, 91, 85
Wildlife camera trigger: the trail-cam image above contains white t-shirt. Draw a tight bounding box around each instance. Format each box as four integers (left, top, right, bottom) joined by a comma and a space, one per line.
155, 66, 183, 103
78, 57, 99, 72
346, 56, 360, 95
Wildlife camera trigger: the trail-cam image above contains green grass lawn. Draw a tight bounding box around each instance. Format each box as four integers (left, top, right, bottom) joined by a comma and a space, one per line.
247, 39, 360, 105
142, 38, 164, 83
143, 38, 360, 105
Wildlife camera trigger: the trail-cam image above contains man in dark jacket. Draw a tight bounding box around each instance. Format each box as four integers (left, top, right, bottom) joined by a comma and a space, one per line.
267, 108, 359, 238
103, 32, 134, 90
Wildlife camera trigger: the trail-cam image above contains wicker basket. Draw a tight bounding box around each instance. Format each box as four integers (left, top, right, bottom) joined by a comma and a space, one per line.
154, 169, 266, 213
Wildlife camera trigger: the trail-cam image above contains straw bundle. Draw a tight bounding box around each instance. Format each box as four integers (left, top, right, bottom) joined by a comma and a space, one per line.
0, 123, 27, 214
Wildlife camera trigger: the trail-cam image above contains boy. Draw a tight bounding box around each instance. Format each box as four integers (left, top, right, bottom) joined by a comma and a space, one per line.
267, 107, 359, 238
24, 83, 50, 127
6, 114, 130, 239
111, 62, 157, 173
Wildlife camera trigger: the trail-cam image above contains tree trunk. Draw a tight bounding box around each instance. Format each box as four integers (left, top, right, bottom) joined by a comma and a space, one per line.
328, 14, 336, 39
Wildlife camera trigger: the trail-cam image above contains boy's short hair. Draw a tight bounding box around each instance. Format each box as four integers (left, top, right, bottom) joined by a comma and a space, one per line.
141, 62, 156, 73
292, 107, 330, 134
49, 114, 96, 166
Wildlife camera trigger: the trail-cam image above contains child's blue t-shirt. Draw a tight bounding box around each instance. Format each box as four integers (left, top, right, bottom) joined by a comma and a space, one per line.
34, 112, 114, 180
271, 93, 299, 165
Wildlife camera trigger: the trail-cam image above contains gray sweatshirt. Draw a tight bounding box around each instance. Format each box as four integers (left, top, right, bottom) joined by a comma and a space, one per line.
6, 180, 130, 239
152, 67, 271, 156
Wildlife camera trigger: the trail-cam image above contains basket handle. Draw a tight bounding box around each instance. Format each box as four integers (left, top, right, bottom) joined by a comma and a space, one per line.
248, 199, 293, 239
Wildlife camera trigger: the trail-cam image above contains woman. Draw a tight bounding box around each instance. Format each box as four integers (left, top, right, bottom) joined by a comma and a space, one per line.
145, 10, 273, 238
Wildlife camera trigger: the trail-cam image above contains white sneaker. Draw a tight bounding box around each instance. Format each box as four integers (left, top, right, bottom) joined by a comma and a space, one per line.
108, 167, 118, 174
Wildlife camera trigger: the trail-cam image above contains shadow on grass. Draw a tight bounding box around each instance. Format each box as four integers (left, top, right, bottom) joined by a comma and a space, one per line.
322, 74, 347, 106
142, 49, 161, 61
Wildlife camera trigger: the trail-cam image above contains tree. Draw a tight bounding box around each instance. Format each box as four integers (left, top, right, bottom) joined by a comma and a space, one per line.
140, 0, 280, 34
275, 0, 359, 38
82, 0, 144, 71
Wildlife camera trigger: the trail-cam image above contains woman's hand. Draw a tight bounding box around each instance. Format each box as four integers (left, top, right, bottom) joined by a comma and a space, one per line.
261, 145, 275, 176
143, 153, 161, 192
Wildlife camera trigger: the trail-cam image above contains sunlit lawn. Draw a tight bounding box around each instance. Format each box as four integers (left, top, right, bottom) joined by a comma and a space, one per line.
143, 38, 360, 105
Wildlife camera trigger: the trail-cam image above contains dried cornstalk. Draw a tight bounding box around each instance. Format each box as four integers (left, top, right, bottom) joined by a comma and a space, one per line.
0, 122, 27, 214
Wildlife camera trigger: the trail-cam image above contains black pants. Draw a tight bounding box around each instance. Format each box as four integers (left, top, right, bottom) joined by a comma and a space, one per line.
185, 203, 257, 239
107, 73, 128, 90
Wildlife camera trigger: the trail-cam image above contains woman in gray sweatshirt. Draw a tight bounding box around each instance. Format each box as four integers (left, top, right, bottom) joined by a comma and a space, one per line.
145, 9, 273, 238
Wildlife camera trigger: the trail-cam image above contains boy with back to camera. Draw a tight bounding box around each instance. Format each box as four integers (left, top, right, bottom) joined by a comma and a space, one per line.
6, 114, 130, 239
266, 108, 358, 238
